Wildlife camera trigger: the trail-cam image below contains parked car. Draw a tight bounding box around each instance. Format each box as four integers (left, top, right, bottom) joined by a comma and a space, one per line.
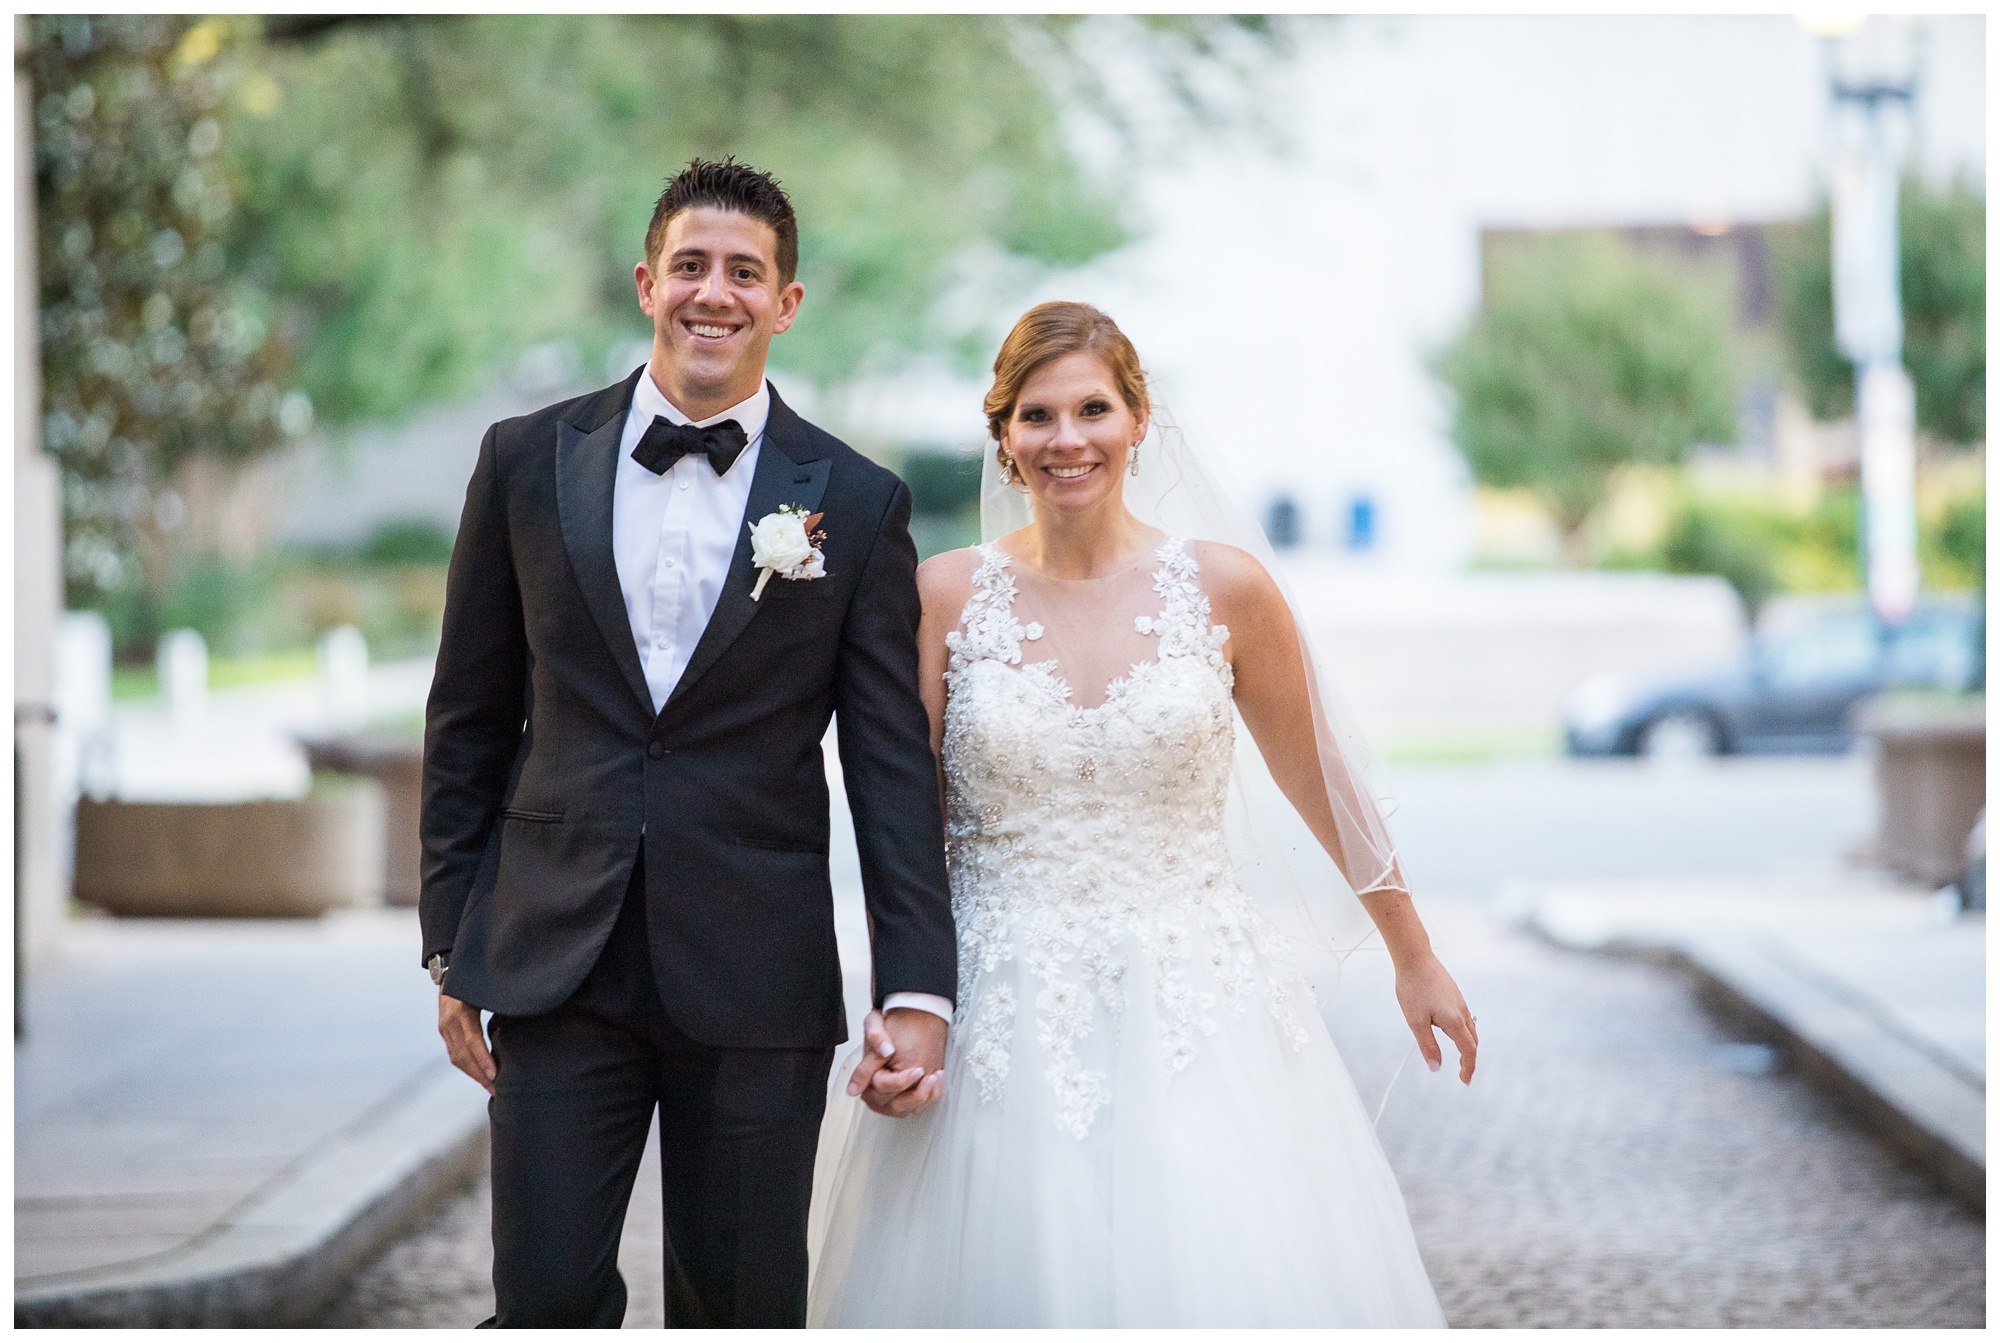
1564, 596, 1985, 757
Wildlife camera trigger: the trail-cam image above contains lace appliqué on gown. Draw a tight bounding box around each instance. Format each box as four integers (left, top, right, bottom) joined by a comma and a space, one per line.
943, 538, 1315, 1140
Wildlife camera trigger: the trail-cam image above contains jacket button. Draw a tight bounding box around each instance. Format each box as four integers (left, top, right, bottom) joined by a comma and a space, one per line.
647, 742, 665, 760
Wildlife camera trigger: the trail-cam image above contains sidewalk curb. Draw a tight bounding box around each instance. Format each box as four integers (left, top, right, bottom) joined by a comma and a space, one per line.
1525, 910, 1985, 1215
1673, 936, 1985, 1214
14, 1060, 490, 1327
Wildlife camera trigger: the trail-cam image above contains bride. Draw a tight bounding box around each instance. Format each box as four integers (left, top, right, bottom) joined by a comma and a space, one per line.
810, 301, 1476, 1327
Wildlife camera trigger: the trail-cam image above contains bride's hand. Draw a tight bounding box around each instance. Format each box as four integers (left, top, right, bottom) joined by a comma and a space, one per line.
1394, 954, 1477, 1084
845, 1009, 947, 1117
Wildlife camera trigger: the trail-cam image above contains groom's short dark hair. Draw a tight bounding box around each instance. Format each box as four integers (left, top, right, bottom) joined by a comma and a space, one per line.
645, 157, 800, 287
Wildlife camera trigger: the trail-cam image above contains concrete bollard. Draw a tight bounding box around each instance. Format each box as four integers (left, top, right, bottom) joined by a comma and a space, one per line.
157, 629, 208, 731
318, 625, 370, 733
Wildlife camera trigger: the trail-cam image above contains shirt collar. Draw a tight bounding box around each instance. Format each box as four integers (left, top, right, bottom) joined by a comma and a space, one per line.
634, 369, 770, 446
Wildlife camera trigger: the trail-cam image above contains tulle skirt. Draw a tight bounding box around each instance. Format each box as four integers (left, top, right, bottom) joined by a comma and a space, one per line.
807, 932, 1447, 1328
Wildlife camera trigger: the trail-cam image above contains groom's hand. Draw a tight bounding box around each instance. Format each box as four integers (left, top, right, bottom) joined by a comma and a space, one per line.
438, 992, 497, 1095
845, 1007, 947, 1118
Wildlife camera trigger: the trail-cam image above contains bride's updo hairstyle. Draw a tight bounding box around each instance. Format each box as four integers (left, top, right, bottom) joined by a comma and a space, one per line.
984, 301, 1150, 449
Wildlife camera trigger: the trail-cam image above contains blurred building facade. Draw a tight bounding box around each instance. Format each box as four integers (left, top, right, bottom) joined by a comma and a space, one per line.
1023, 14, 1985, 572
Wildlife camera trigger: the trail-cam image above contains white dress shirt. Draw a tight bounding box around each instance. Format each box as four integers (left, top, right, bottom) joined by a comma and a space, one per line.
611, 369, 952, 1028
613, 372, 769, 713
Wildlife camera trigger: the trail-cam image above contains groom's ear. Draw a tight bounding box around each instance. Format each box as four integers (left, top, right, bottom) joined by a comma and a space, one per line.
770, 278, 805, 336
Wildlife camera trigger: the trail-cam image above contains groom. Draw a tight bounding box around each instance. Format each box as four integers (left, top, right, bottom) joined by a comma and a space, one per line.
419, 158, 956, 1328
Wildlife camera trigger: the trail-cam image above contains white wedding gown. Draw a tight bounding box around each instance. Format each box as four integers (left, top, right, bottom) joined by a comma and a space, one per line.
809, 539, 1446, 1327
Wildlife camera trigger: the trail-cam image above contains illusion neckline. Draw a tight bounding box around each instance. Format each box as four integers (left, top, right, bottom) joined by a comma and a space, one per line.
986, 537, 1189, 714
987, 533, 1172, 585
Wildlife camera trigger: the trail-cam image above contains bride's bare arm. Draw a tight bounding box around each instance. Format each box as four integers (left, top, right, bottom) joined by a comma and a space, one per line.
1196, 542, 1478, 1084
915, 548, 981, 766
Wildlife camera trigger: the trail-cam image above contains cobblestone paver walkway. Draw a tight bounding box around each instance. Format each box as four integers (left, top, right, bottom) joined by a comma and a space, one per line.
1333, 904, 1983, 1328
318, 903, 1984, 1328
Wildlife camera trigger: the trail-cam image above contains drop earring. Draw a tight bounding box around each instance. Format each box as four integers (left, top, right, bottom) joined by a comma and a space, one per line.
1129, 443, 1142, 477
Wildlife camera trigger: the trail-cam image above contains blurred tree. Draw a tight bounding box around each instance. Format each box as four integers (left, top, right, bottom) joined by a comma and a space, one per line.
227, 15, 1266, 426
1659, 499, 1783, 617
1433, 234, 1740, 562
1931, 491, 1985, 591
30, 15, 310, 610
1773, 176, 1985, 445
33, 13, 1273, 641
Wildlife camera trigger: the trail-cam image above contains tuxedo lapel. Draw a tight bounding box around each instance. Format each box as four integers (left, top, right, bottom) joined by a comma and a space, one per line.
665, 387, 831, 712
556, 374, 653, 716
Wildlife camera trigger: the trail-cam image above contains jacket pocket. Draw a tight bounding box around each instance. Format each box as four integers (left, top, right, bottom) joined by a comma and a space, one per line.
731, 834, 828, 855
502, 806, 565, 824
758, 574, 836, 600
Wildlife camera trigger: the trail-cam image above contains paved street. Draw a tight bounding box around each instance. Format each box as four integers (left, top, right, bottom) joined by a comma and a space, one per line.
319, 754, 1985, 1327
1332, 905, 1983, 1328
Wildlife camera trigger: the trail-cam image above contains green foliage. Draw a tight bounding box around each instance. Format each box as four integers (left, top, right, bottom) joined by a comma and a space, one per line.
1433, 234, 1740, 551
1901, 180, 1987, 445
1659, 499, 1783, 616
225, 15, 1156, 425
1652, 476, 1985, 611
1616, 479, 1992, 615
97, 546, 450, 665
898, 449, 985, 519
1772, 177, 1986, 444
1931, 491, 1985, 590
30, 16, 308, 606
357, 520, 456, 567
895, 448, 985, 560
1770, 209, 1846, 422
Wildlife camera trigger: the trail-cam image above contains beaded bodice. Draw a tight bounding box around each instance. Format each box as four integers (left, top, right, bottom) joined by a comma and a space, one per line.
941, 538, 1312, 1138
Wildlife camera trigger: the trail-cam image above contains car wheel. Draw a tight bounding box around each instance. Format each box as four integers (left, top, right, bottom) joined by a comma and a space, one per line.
1637, 709, 1723, 759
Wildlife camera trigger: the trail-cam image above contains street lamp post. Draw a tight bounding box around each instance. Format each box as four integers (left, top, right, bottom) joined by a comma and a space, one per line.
1815, 16, 1922, 626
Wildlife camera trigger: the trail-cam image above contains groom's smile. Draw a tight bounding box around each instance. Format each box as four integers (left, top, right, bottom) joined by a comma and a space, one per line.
636, 205, 804, 422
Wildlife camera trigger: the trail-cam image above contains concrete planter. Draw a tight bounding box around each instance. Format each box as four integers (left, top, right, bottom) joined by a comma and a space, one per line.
1856, 695, 1987, 887
75, 781, 387, 917
299, 734, 424, 907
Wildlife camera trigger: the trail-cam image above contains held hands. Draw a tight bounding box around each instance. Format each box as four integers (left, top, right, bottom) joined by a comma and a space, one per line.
439, 992, 497, 1095
845, 1007, 948, 1118
1395, 952, 1478, 1085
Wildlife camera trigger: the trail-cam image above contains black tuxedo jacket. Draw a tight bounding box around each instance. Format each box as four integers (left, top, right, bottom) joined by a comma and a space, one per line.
418, 370, 956, 1048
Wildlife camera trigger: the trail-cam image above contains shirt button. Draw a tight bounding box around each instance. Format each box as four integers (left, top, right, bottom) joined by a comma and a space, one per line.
664, 557, 676, 568
647, 742, 665, 760
655, 634, 670, 649
678, 479, 689, 491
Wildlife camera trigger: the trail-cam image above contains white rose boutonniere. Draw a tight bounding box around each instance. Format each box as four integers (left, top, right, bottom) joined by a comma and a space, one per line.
748, 504, 828, 600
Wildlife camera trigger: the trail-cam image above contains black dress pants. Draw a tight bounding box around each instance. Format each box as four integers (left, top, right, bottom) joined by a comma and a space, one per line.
484, 857, 835, 1327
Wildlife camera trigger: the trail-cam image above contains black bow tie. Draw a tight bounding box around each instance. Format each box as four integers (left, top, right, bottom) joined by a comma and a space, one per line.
632, 416, 749, 476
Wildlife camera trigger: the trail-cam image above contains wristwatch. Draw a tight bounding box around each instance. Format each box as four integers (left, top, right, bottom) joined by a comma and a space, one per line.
428, 953, 449, 987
